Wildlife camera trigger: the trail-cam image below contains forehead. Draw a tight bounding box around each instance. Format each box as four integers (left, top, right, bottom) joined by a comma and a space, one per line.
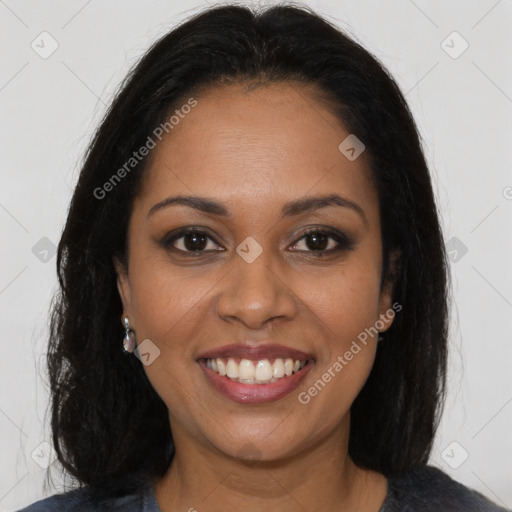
136, 82, 377, 219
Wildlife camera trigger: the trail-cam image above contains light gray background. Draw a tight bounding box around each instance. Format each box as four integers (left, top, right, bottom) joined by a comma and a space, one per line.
1, 0, 511, 510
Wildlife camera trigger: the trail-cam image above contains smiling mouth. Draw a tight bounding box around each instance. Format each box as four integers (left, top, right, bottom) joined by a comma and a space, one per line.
198, 357, 310, 384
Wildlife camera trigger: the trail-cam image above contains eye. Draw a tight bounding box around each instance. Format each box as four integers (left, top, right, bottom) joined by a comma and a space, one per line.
289, 228, 355, 255
160, 227, 355, 256
162, 228, 223, 253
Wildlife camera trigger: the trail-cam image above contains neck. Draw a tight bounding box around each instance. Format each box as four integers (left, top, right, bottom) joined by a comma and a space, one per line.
153, 417, 388, 512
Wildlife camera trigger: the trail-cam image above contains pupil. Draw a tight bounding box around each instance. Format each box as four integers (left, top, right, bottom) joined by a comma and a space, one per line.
184, 231, 207, 251
307, 232, 327, 251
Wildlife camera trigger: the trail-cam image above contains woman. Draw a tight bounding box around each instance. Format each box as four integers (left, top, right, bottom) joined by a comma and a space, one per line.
18, 4, 509, 512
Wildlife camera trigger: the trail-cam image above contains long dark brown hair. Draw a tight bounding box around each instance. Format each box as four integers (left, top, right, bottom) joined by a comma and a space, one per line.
47, 3, 449, 500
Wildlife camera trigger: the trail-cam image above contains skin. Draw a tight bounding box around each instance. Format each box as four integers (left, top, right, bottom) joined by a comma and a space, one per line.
114, 82, 399, 512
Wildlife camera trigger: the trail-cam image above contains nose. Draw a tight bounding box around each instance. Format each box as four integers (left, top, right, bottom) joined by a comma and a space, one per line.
215, 245, 298, 330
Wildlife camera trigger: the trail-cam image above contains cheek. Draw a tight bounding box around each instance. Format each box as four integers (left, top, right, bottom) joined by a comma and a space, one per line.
297, 260, 383, 344
292, 259, 382, 405
126, 257, 211, 416
128, 255, 214, 346
294, 273, 381, 426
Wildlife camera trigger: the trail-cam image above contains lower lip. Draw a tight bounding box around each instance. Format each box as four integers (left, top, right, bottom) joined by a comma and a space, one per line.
197, 360, 314, 404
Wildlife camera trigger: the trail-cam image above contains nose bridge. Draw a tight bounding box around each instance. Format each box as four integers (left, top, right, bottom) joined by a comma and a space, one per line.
215, 236, 296, 328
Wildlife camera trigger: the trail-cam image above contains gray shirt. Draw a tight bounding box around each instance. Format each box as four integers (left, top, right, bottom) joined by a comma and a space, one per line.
16, 465, 510, 511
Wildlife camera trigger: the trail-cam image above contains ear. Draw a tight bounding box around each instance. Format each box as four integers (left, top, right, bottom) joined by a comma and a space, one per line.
113, 255, 132, 321
376, 248, 401, 332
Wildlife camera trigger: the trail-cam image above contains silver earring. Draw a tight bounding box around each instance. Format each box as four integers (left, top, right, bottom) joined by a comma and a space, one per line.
122, 317, 136, 354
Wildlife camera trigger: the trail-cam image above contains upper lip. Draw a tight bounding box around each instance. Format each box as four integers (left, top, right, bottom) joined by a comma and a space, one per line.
197, 343, 314, 361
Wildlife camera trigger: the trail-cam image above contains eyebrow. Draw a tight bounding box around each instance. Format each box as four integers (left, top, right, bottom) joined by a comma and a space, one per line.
147, 193, 367, 226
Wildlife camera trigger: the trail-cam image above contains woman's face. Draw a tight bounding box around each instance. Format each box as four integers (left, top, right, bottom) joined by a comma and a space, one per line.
115, 82, 397, 462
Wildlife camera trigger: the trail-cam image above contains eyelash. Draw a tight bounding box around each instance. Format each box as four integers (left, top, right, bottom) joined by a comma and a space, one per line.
160, 227, 355, 257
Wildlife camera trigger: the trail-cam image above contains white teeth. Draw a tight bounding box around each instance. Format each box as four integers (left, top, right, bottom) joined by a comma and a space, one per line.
239, 359, 255, 380
217, 359, 226, 376
255, 359, 273, 381
272, 358, 285, 378
284, 358, 294, 376
226, 359, 239, 378
205, 357, 308, 384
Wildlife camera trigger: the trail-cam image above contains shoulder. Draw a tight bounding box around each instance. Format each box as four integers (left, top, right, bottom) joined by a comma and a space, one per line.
15, 487, 87, 512
382, 464, 510, 512
15, 482, 159, 512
